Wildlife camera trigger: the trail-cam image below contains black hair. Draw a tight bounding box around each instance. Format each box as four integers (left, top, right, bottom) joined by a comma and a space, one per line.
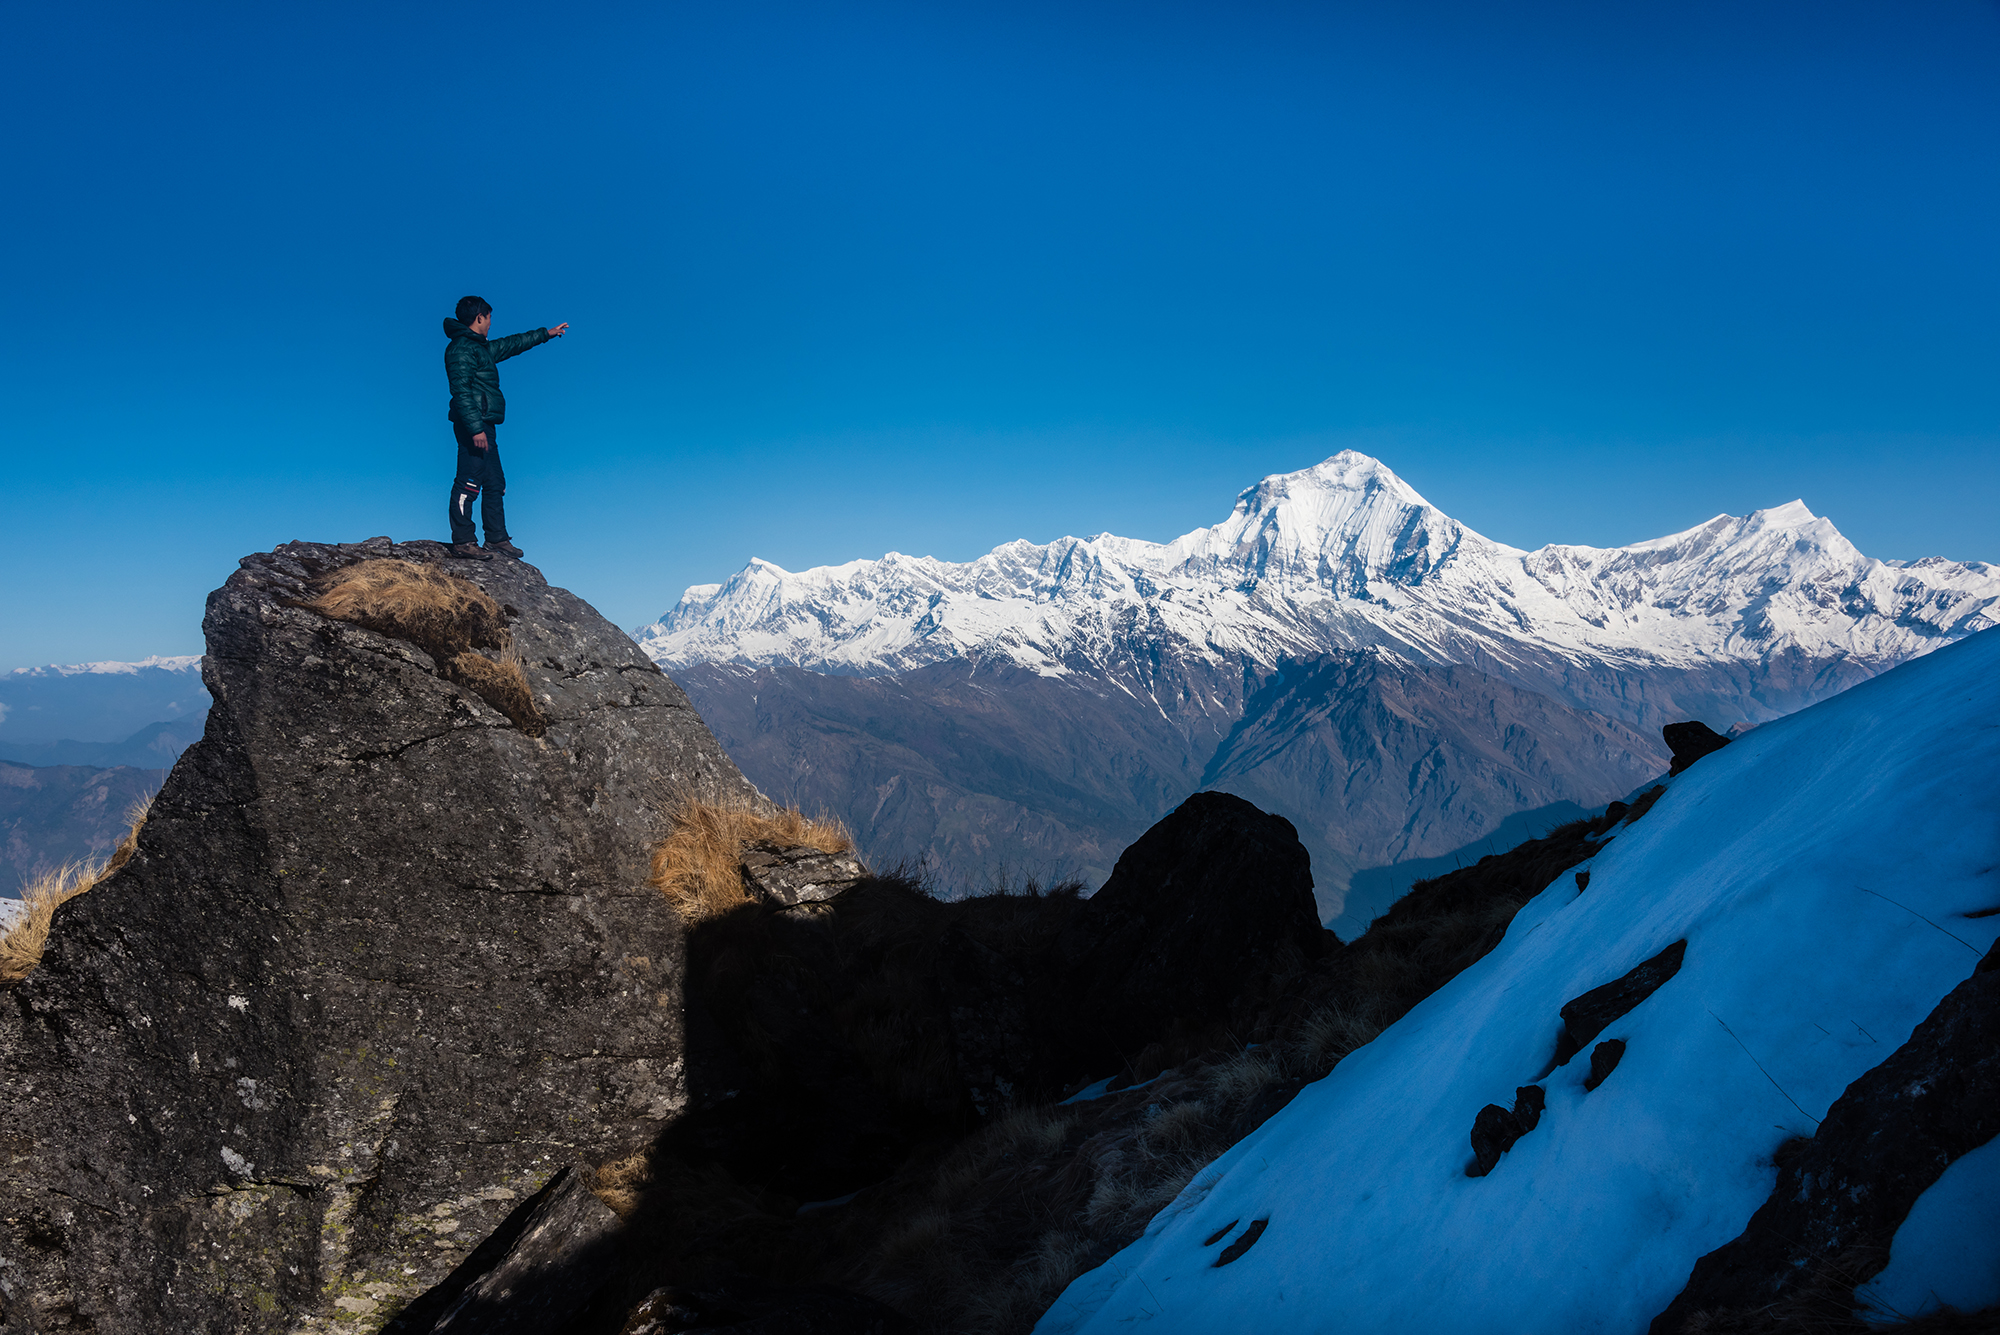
455, 295, 493, 324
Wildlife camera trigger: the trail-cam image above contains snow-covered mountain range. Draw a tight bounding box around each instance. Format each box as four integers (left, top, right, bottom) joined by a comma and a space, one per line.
639, 451, 1996, 686
0, 656, 209, 752
637, 453, 1998, 926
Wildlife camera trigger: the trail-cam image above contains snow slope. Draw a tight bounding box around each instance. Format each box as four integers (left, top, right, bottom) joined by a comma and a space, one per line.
1033, 626, 2000, 1335
637, 452, 1999, 683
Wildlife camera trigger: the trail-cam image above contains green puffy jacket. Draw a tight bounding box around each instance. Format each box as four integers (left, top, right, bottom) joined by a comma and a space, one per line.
443, 318, 551, 436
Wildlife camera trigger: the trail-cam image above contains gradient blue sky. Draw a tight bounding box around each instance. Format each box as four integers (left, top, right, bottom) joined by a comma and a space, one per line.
5, 1, 1998, 670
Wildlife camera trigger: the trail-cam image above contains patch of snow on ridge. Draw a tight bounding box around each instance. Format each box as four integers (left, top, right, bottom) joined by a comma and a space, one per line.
634, 452, 2000, 678
1033, 627, 2000, 1335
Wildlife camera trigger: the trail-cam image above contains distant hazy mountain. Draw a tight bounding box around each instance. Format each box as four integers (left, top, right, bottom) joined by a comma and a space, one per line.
638, 452, 1999, 928
0, 760, 163, 898
0, 657, 209, 748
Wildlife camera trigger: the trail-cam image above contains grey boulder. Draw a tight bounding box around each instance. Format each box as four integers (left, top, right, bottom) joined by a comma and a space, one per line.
0, 538, 759, 1335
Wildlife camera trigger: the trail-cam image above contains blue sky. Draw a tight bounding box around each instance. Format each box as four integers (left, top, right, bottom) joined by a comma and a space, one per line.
4, 0, 1997, 670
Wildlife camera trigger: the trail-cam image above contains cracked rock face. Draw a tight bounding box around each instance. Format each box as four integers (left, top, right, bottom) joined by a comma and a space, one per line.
0, 538, 760, 1335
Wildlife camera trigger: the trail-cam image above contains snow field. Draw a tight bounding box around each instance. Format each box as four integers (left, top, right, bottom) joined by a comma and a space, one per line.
1034, 627, 2000, 1335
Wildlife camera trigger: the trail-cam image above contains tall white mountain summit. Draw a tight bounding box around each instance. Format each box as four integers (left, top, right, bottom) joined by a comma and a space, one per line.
637, 452, 1998, 924
638, 451, 1997, 684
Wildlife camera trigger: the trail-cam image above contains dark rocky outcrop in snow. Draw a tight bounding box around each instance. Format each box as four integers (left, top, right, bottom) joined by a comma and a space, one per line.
1552, 939, 1687, 1067
1584, 1038, 1626, 1092
1467, 1084, 1547, 1177
1663, 720, 1733, 776
0, 538, 759, 1335
1652, 937, 2000, 1334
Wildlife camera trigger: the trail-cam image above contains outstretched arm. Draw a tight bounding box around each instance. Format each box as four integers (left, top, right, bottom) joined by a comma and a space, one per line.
490, 324, 565, 361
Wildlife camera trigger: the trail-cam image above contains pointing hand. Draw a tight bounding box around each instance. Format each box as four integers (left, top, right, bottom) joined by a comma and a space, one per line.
547, 323, 569, 337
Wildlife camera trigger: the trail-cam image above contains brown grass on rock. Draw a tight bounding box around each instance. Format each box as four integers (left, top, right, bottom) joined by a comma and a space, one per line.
302, 558, 546, 735
303, 557, 508, 655
649, 797, 853, 923
0, 795, 151, 986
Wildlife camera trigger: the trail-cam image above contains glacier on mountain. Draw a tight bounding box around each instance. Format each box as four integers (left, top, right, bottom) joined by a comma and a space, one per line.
636, 451, 1999, 685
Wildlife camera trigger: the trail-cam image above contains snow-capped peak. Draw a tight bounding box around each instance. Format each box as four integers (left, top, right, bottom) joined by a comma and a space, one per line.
634, 452, 1999, 682
1162, 451, 1500, 600
6, 655, 204, 678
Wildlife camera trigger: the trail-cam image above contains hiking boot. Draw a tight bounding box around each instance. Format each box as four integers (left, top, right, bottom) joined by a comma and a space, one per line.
448, 542, 492, 560
485, 539, 525, 559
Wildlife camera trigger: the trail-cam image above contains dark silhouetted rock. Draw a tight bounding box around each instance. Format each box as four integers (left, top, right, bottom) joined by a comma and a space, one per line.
1553, 939, 1687, 1067
615, 1284, 913, 1334
1214, 1217, 1270, 1267
422, 1165, 622, 1334
1053, 791, 1326, 1075
1584, 1038, 1626, 1092
1663, 720, 1733, 776
939, 926, 1037, 1119
0, 538, 760, 1335
1650, 939, 2000, 1334
739, 841, 866, 908
1468, 1085, 1547, 1176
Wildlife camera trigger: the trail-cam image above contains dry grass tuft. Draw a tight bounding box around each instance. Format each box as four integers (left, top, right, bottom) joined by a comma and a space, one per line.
303, 558, 508, 655
591, 1151, 654, 1218
649, 796, 853, 923
446, 648, 542, 735
302, 558, 545, 735
0, 795, 151, 987
0, 864, 100, 986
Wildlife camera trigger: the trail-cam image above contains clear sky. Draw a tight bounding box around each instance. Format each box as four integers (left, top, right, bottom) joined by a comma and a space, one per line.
4, 1, 1997, 670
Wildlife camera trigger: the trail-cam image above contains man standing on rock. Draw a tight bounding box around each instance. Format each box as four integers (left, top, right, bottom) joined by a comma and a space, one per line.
443, 296, 568, 559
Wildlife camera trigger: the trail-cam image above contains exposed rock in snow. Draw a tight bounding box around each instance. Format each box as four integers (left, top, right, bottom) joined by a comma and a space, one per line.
1031, 623, 2000, 1335
1653, 935, 2000, 1332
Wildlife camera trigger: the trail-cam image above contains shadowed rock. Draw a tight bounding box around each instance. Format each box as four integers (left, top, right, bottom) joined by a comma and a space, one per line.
421, 1165, 622, 1334
1553, 940, 1687, 1067
1051, 791, 1327, 1081
1468, 1084, 1546, 1177
1584, 1038, 1626, 1092
1663, 720, 1733, 776
0, 538, 759, 1335
1650, 938, 2000, 1334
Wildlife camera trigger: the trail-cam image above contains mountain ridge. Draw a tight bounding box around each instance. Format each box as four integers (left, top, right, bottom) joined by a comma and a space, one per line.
637, 452, 1998, 687
637, 453, 1997, 925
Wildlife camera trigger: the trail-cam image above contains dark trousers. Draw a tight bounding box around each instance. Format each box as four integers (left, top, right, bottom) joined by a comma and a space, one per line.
448, 421, 508, 546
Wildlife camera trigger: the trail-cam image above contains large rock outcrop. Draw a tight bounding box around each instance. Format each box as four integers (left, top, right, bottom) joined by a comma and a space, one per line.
1045, 791, 1326, 1082
1651, 937, 2000, 1333
656, 789, 1329, 1207
0, 538, 758, 1334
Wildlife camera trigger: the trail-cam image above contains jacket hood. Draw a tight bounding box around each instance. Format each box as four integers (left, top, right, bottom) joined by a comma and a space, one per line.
442, 318, 486, 340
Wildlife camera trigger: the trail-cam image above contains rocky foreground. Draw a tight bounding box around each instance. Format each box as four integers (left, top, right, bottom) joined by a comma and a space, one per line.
0, 539, 1992, 1335
0, 539, 754, 1332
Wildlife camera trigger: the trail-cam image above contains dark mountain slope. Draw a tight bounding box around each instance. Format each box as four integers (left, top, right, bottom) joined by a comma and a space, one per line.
674, 651, 1666, 921
0, 761, 165, 897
